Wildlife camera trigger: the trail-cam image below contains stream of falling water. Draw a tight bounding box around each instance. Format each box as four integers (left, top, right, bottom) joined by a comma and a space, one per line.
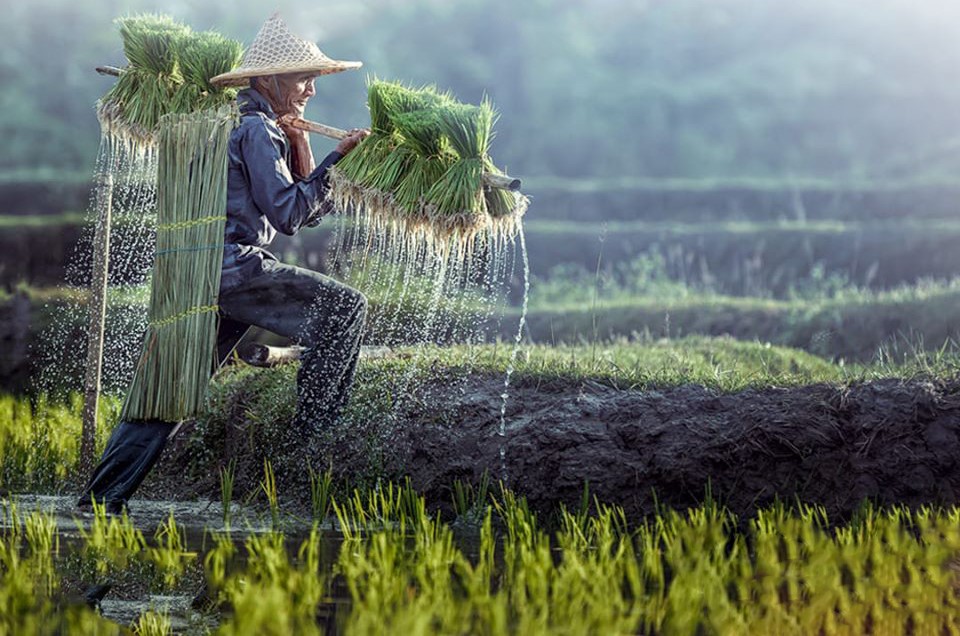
38, 135, 156, 397
498, 224, 529, 483
328, 207, 528, 473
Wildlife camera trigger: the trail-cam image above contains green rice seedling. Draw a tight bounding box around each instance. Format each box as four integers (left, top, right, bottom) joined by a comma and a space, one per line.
260, 459, 280, 530
331, 496, 357, 542
193, 481, 960, 633
219, 459, 236, 528
328, 80, 527, 247
146, 511, 195, 589
425, 100, 495, 218
202, 531, 236, 591
548, 503, 644, 634
100, 14, 244, 143
308, 466, 334, 523
0, 503, 113, 633
332, 479, 429, 541
0, 393, 120, 494
22, 508, 59, 598
391, 110, 456, 215
131, 608, 172, 636
214, 530, 325, 635
337, 496, 470, 635
0, 394, 34, 491
76, 499, 147, 577
0, 506, 46, 631
366, 142, 416, 195
451, 470, 491, 520
118, 14, 186, 75
100, 15, 189, 141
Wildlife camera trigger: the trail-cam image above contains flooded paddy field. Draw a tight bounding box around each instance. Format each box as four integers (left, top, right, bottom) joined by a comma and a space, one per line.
3, 342, 960, 633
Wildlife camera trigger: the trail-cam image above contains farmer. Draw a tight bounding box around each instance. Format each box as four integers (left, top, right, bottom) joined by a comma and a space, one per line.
79, 14, 370, 513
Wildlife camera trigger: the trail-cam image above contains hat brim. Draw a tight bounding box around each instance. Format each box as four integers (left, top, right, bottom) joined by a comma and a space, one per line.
210, 60, 362, 87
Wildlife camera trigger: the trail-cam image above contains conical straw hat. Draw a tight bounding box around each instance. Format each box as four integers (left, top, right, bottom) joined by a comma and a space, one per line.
210, 13, 361, 87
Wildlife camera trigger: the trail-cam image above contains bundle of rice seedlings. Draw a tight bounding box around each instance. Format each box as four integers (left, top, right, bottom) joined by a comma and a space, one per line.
99, 15, 188, 144
174, 31, 244, 113
334, 81, 446, 190
327, 80, 527, 246
391, 109, 456, 214
98, 15, 243, 146
121, 106, 235, 422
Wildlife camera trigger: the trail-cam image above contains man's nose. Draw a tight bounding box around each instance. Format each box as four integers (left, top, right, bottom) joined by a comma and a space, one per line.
304, 80, 316, 97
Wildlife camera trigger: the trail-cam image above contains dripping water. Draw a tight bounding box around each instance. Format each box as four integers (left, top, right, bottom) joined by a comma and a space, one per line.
498, 223, 529, 484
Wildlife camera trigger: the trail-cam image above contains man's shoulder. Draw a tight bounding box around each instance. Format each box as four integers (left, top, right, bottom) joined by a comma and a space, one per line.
235, 111, 285, 145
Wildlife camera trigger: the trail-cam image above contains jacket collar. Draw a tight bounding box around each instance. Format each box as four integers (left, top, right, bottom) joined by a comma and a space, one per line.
237, 88, 277, 120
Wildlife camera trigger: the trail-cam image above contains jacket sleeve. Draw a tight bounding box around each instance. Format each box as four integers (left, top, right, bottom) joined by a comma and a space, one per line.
238, 116, 341, 235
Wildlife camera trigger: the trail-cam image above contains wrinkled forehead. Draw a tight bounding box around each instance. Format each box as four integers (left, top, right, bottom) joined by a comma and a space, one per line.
275, 72, 319, 86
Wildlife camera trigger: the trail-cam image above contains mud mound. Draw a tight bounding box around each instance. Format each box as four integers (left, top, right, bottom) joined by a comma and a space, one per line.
355, 377, 960, 521
154, 377, 960, 522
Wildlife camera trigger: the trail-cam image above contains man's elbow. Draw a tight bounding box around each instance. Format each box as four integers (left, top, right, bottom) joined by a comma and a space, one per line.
275, 221, 299, 236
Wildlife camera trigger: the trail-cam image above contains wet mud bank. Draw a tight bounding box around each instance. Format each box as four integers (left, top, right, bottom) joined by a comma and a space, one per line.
156, 376, 960, 522
362, 377, 960, 521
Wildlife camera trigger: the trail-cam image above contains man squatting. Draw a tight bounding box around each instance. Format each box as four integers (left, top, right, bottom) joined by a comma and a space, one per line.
80, 15, 370, 513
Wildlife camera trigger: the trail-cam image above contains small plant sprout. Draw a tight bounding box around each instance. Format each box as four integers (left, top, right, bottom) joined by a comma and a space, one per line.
219, 458, 236, 528
260, 459, 280, 530
308, 466, 334, 524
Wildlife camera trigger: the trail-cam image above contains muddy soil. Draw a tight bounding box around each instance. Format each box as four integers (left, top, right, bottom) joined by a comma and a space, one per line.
153, 376, 960, 523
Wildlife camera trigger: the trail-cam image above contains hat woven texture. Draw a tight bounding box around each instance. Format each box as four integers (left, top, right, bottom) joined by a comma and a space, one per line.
210, 13, 361, 87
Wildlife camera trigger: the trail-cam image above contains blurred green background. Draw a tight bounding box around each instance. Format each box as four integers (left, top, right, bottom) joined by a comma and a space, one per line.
4, 0, 960, 181
3, 0, 960, 392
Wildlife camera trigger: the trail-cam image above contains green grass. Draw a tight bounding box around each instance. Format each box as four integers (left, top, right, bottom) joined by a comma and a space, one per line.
519, 279, 960, 362
0, 213, 86, 228
522, 175, 960, 193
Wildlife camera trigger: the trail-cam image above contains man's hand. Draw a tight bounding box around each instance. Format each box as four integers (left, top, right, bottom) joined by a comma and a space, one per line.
336, 128, 371, 156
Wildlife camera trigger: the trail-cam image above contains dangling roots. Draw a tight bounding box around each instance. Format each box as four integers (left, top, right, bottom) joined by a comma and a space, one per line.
327, 167, 529, 268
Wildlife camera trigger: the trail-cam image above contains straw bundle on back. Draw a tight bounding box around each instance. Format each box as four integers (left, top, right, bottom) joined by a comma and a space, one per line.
93, 14, 243, 421
121, 106, 236, 421
327, 81, 528, 248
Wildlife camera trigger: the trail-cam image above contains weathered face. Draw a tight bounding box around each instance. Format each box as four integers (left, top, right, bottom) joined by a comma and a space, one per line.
274, 72, 318, 116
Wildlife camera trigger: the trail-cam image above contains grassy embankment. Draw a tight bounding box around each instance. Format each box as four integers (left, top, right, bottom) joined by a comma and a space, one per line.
4, 337, 958, 496
3, 334, 960, 632
517, 277, 960, 361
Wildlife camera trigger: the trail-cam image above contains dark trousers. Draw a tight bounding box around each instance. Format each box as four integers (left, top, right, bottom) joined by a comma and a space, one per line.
79, 260, 367, 510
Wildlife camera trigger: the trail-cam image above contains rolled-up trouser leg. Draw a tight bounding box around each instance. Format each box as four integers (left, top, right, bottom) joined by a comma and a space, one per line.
218, 259, 367, 433
77, 419, 179, 513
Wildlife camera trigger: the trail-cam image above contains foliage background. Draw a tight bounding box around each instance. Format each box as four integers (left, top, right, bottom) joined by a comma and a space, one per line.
3, 0, 960, 184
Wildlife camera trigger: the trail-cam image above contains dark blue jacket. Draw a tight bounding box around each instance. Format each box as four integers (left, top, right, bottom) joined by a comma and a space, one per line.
221, 88, 341, 292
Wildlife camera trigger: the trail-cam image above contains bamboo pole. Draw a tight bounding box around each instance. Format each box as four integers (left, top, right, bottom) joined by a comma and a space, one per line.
96, 66, 523, 191
280, 116, 523, 192
80, 172, 113, 474
238, 343, 393, 367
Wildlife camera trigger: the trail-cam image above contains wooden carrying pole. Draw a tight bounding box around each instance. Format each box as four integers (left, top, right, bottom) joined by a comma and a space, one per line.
280, 116, 522, 192
95, 66, 522, 192
80, 172, 113, 474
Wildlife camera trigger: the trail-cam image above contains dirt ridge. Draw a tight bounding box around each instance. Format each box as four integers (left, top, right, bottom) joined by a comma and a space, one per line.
156, 377, 960, 522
